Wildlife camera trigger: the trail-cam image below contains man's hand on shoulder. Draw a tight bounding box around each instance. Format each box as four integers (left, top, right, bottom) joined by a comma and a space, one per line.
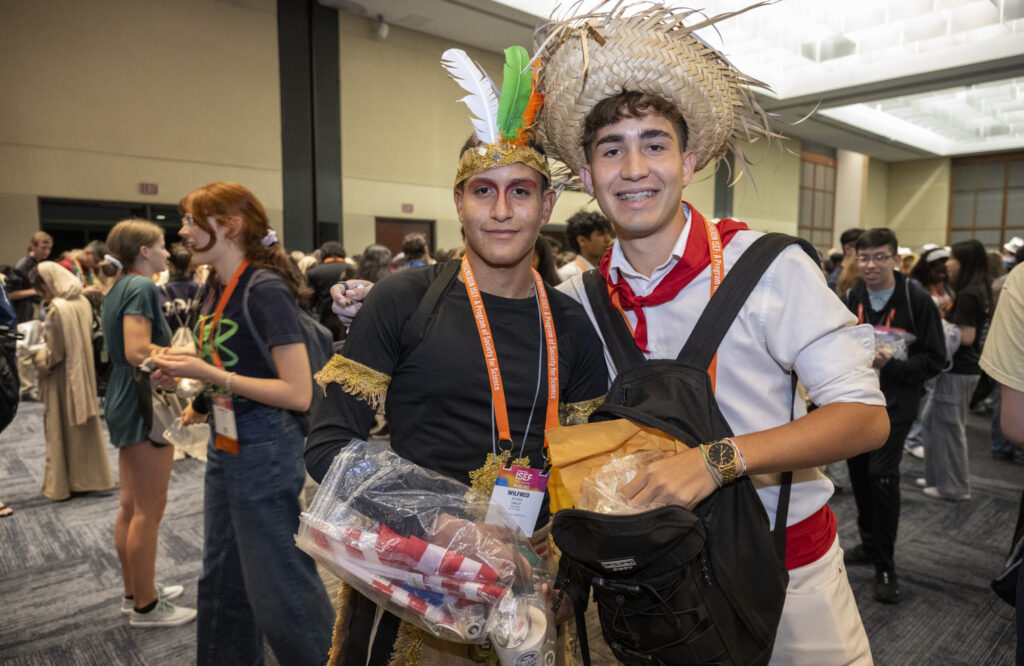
621, 447, 718, 511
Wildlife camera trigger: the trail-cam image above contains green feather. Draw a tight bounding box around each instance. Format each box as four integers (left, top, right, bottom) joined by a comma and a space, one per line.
496, 46, 532, 141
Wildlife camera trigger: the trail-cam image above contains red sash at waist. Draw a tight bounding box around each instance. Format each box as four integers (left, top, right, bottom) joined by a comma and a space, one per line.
784, 505, 837, 570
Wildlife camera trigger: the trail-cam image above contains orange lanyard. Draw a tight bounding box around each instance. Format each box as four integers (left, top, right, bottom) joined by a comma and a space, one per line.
704, 215, 724, 391
324, 257, 343, 263
199, 260, 249, 369
461, 256, 559, 447
574, 257, 587, 272
857, 303, 895, 328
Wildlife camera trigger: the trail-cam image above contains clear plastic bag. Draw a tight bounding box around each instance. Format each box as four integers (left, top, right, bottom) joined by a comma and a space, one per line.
578, 450, 670, 514
297, 439, 549, 649
872, 326, 916, 361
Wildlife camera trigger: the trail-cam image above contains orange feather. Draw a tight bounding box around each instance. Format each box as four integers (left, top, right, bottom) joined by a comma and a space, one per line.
513, 61, 544, 145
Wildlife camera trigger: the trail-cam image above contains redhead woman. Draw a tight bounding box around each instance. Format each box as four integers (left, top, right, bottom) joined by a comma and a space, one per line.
31, 262, 113, 501
153, 182, 332, 666
101, 219, 195, 627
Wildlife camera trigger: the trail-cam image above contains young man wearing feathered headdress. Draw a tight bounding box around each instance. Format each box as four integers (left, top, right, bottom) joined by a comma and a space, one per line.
306, 47, 607, 664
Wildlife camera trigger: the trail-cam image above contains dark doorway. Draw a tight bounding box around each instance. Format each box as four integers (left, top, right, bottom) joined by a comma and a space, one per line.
374, 218, 435, 256
39, 198, 182, 259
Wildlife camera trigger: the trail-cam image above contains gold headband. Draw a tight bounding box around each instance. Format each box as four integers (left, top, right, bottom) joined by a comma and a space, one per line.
454, 141, 551, 187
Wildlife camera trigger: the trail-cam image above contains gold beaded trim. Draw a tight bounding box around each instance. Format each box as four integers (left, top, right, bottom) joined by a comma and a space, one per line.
455, 142, 551, 187
314, 354, 391, 410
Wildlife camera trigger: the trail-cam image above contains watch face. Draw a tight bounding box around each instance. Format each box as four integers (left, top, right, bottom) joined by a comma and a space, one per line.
709, 442, 735, 466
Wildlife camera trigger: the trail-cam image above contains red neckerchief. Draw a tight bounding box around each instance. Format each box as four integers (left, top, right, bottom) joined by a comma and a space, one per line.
598, 203, 748, 352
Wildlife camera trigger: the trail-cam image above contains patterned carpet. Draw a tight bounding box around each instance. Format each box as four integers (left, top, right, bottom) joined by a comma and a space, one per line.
0, 400, 1018, 665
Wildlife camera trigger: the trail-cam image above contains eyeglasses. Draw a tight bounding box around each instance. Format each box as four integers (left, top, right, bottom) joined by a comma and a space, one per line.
856, 253, 895, 265
181, 213, 197, 227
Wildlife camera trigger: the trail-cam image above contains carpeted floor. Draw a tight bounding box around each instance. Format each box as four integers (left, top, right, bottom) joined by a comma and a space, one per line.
0, 400, 1018, 664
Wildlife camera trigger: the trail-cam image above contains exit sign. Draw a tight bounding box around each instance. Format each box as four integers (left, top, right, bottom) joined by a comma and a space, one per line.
139, 182, 159, 195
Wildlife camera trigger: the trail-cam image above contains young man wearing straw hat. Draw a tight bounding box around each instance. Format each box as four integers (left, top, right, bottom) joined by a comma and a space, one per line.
535, 4, 888, 663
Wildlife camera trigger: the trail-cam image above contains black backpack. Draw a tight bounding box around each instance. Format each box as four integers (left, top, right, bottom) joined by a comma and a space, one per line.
242, 269, 334, 432
552, 233, 819, 666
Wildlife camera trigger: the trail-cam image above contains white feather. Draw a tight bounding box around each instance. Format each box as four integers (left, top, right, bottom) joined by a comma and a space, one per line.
441, 49, 500, 144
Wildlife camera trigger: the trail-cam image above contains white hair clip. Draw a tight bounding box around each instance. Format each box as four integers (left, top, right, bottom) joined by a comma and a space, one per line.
104, 254, 123, 272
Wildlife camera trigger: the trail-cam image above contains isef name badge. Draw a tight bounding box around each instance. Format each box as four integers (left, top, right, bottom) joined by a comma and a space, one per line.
486, 466, 549, 537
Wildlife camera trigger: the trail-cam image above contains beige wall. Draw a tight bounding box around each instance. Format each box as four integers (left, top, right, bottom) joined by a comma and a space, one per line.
337, 15, 615, 254
863, 158, 890, 234
732, 138, 802, 233
886, 158, 951, 250
0, 0, 283, 266
834, 150, 868, 243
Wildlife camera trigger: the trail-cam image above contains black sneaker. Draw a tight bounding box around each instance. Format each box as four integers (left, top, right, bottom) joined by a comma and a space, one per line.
874, 570, 901, 604
843, 543, 874, 566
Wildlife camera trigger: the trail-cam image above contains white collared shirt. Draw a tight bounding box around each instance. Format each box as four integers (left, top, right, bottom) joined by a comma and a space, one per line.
559, 210, 884, 528
556, 255, 595, 284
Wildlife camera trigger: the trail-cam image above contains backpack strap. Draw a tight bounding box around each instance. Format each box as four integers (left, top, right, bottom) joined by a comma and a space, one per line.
396, 260, 461, 362
581, 269, 646, 370
241, 269, 278, 375
676, 233, 819, 368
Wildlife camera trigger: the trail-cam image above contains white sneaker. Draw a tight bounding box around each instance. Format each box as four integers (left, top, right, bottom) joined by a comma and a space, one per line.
923, 486, 971, 501
914, 478, 929, 488
130, 599, 197, 627
121, 583, 186, 614
908, 445, 925, 459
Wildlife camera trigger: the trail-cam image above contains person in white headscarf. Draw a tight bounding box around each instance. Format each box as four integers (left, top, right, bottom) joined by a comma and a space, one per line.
31, 261, 114, 500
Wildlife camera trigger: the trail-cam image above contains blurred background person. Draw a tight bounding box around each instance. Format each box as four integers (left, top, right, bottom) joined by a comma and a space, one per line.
307, 241, 354, 344
829, 228, 863, 292
58, 242, 105, 300
533, 235, 560, 285
0, 279, 20, 517
920, 240, 992, 501
354, 243, 393, 283
158, 242, 203, 337
556, 209, 613, 283
101, 219, 195, 628
397, 232, 431, 270
9, 232, 53, 401
903, 246, 954, 459
30, 262, 113, 501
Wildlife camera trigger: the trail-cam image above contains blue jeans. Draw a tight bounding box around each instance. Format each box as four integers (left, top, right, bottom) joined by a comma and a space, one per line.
197, 405, 333, 666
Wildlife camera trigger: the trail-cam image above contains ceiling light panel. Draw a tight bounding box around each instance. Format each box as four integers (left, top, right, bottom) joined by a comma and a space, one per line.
822, 77, 1024, 154
498, 0, 1024, 99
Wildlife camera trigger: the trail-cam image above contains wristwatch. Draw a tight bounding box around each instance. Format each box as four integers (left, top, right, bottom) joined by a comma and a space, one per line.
703, 439, 739, 485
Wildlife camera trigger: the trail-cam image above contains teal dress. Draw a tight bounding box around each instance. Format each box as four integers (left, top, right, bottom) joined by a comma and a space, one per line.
101, 275, 172, 448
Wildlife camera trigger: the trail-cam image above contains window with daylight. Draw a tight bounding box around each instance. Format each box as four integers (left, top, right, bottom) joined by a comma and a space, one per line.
949, 153, 1024, 249
797, 152, 836, 252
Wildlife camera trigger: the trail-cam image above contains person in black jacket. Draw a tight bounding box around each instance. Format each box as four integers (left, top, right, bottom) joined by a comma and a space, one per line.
841, 228, 947, 603
306, 241, 354, 343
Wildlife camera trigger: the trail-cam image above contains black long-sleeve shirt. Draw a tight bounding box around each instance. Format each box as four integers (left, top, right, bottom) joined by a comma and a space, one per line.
304, 264, 608, 506
843, 271, 947, 424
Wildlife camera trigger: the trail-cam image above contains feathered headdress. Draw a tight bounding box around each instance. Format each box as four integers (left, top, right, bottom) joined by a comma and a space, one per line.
442, 46, 550, 187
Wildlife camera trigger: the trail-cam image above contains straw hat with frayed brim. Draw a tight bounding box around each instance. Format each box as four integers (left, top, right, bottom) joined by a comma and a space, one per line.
534, 1, 778, 186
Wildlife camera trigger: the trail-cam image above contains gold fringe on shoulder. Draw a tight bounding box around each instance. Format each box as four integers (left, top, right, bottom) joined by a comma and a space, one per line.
559, 395, 606, 426
315, 354, 391, 410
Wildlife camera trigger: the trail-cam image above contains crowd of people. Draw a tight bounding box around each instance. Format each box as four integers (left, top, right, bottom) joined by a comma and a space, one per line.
1, 2, 1023, 664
